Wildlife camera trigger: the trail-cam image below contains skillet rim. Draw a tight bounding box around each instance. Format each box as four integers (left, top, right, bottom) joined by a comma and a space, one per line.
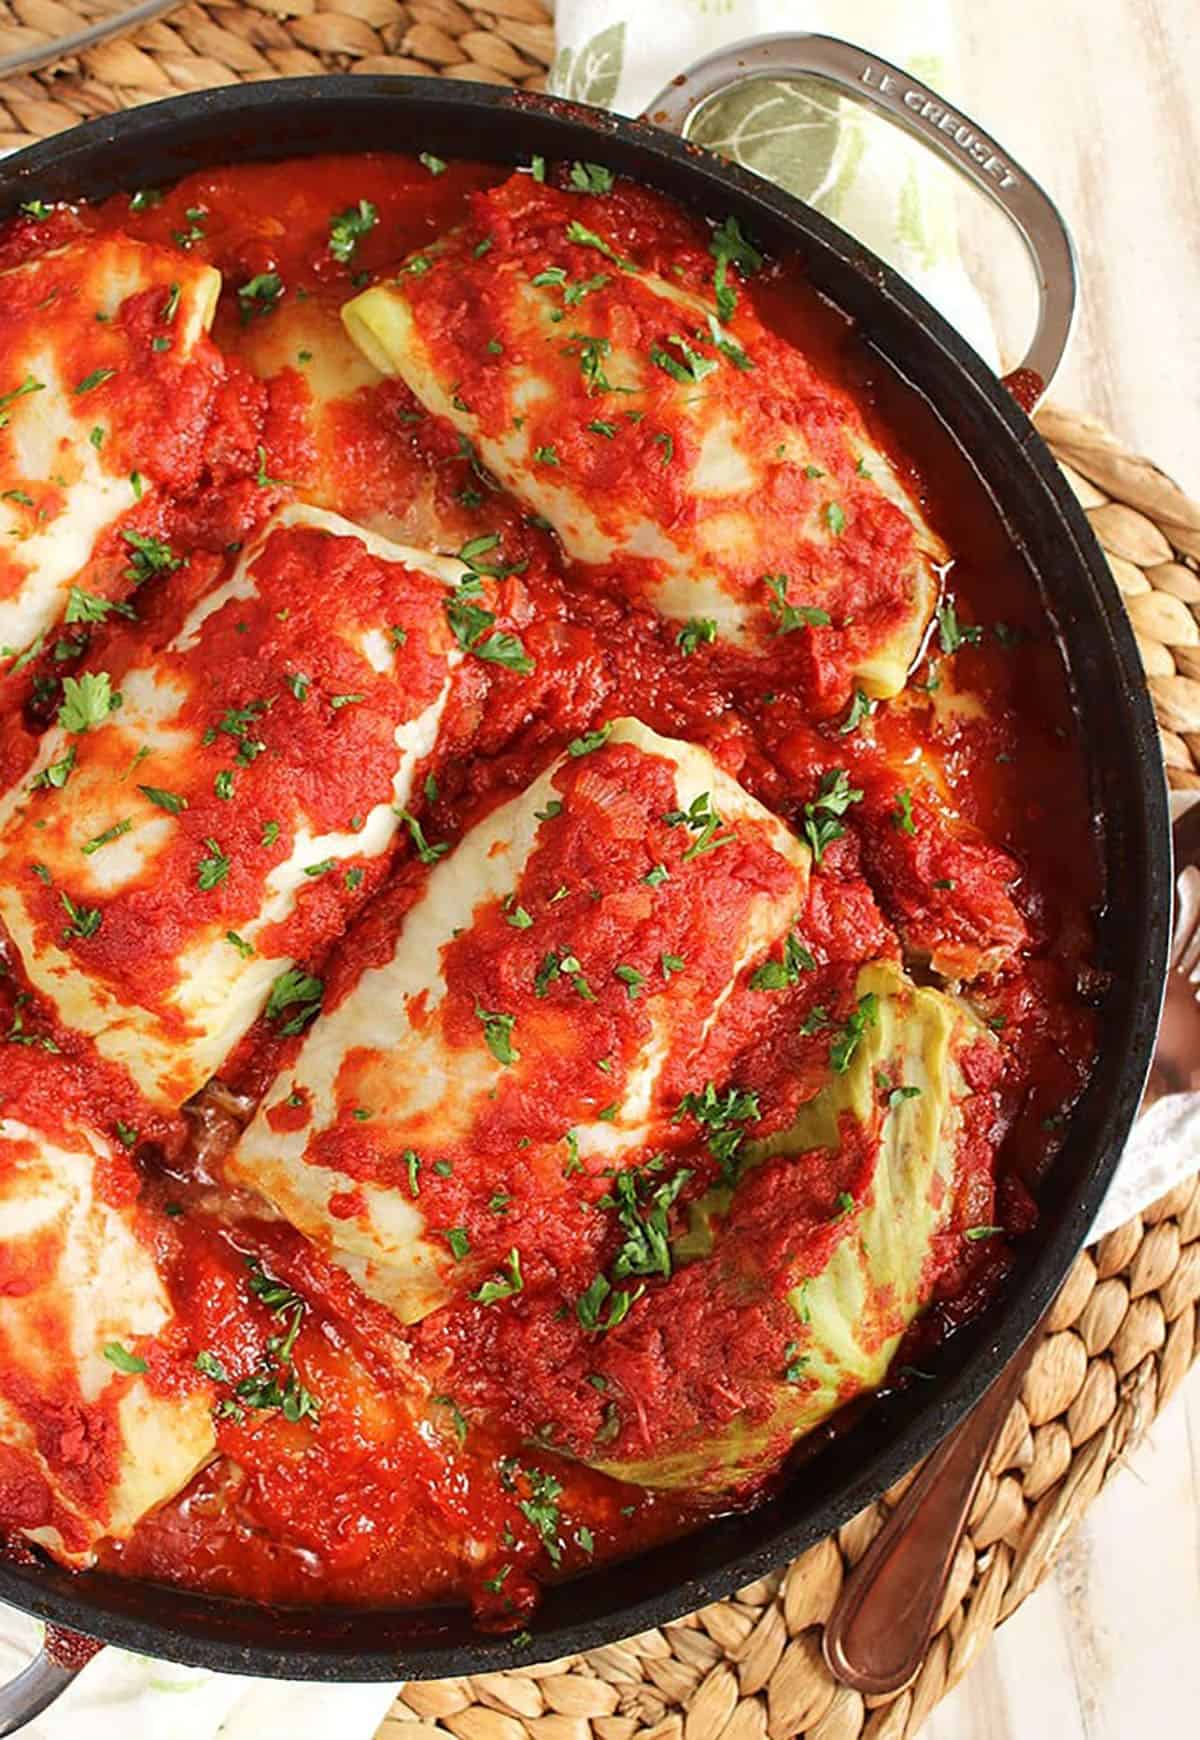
0, 74, 1172, 1679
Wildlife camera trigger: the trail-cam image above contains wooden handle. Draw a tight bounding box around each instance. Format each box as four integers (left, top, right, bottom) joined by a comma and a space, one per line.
822, 1339, 1038, 1695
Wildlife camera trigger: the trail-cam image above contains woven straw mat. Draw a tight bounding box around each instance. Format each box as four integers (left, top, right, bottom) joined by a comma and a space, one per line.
2, 10, 1200, 1736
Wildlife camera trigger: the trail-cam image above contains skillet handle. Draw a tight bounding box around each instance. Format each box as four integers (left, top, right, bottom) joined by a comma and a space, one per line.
0, 1646, 83, 1735
646, 32, 1077, 407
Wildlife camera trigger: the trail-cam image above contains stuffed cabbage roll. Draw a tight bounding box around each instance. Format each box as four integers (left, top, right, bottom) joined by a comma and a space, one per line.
0, 234, 223, 664
343, 175, 946, 703
0, 1100, 214, 1566
0, 504, 473, 1107
226, 717, 812, 1322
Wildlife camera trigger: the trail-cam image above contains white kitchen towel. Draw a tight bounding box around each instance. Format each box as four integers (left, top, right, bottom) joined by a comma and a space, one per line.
0, 1, 1187, 1733
551, 0, 999, 366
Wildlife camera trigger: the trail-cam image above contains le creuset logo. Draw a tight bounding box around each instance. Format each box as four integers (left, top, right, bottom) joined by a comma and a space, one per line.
858, 62, 1020, 191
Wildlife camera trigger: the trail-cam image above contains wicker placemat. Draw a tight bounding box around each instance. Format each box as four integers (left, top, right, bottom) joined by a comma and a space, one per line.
2, 11, 1200, 1734
0, 0, 552, 148
380, 1165, 1200, 1740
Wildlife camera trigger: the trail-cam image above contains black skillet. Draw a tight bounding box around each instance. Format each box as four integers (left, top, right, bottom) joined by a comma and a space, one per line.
0, 31, 1171, 1720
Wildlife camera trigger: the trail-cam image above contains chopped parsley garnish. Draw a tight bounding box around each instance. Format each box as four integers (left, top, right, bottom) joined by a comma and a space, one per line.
19, 198, 51, 219
5, 633, 44, 675
196, 838, 230, 890
328, 199, 378, 264
674, 1081, 759, 1182
0, 375, 44, 427
576, 1273, 642, 1333
676, 617, 717, 655
444, 581, 534, 674
563, 272, 609, 306
710, 214, 763, 322
115, 1121, 138, 1148
799, 1006, 831, 1035
65, 587, 135, 626
965, 1224, 1003, 1242
651, 335, 716, 384
221, 1260, 320, 1423
303, 857, 336, 878
396, 807, 450, 864
889, 1084, 922, 1108
604, 1164, 691, 1280
893, 788, 916, 835
457, 532, 529, 579
664, 789, 733, 860
214, 770, 234, 800
587, 418, 616, 437
444, 1227, 471, 1261
506, 904, 534, 929
614, 964, 646, 999
823, 501, 846, 536
643, 864, 669, 887
121, 529, 182, 583
195, 1350, 230, 1383
661, 952, 685, 978
534, 444, 560, 465
764, 573, 831, 634
801, 768, 863, 863
839, 688, 876, 734
226, 930, 255, 959
434, 1394, 469, 1446
563, 332, 617, 394
936, 597, 983, 655
172, 206, 207, 247
58, 671, 117, 733
82, 818, 131, 855
103, 1342, 147, 1375
784, 1342, 809, 1384
129, 188, 162, 212
60, 890, 101, 942
4, 996, 61, 1053
750, 930, 816, 990
530, 155, 546, 182
517, 1466, 564, 1565
265, 967, 324, 1034
405, 1150, 421, 1196
237, 272, 283, 322
567, 724, 611, 757
261, 820, 280, 847
286, 671, 309, 702
569, 161, 614, 194
535, 799, 563, 821
476, 1004, 518, 1066
564, 219, 635, 271
74, 367, 116, 396
419, 152, 447, 176
534, 949, 596, 1002
830, 992, 879, 1073
706, 312, 753, 371
200, 702, 266, 765
472, 1247, 524, 1305
329, 692, 365, 710
31, 745, 76, 791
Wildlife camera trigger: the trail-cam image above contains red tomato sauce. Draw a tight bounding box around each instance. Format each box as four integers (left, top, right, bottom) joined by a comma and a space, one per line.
0, 154, 1099, 1621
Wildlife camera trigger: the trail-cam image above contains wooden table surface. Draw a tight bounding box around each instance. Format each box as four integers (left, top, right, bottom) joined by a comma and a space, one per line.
928, 3, 1200, 1733
953, 0, 1200, 495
